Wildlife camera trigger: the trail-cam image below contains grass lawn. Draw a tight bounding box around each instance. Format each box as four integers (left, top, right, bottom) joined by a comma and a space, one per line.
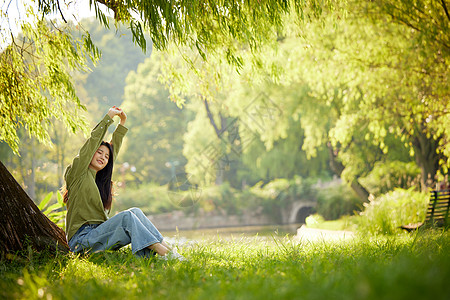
1, 230, 449, 300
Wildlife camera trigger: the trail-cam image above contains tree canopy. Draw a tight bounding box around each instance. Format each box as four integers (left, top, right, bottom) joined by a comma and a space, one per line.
1, 0, 448, 195
157, 0, 449, 193
1, 0, 334, 154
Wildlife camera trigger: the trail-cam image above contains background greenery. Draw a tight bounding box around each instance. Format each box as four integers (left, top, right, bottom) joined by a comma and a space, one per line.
1, 1, 449, 299
1, 0, 449, 237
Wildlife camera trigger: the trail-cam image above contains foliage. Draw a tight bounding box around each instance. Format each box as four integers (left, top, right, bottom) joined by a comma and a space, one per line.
305, 213, 356, 231
37, 192, 66, 229
296, 1, 450, 186
1, 20, 150, 204
180, 95, 247, 187
360, 161, 421, 196
1, 232, 450, 299
356, 188, 429, 235
198, 182, 243, 215
247, 177, 316, 221
112, 177, 322, 223
158, 48, 333, 187
0, 14, 98, 154
240, 117, 331, 183
112, 183, 174, 215
76, 0, 336, 62
2, 0, 334, 155
191, 177, 318, 220
78, 18, 150, 111
159, 0, 449, 193
120, 53, 192, 184
315, 183, 361, 220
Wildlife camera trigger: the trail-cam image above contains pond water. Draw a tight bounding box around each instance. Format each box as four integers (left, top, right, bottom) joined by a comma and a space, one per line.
161, 223, 303, 241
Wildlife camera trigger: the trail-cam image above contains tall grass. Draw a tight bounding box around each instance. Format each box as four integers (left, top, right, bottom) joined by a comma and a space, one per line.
357, 188, 429, 235
1, 231, 449, 299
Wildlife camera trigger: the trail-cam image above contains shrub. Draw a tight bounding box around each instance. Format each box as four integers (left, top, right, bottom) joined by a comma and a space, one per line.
198, 182, 242, 214
360, 161, 421, 196
112, 183, 173, 215
356, 188, 429, 235
315, 183, 361, 220
38, 191, 66, 229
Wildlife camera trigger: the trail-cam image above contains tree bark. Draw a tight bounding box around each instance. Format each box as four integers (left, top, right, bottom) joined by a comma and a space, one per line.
204, 99, 226, 185
411, 129, 442, 191
327, 143, 370, 202
0, 160, 69, 256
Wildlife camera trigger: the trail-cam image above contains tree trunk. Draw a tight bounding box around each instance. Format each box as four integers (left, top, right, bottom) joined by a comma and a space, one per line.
0, 160, 69, 256
411, 129, 442, 191
29, 142, 36, 200
327, 144, 370, 202
204, 99, 227, 185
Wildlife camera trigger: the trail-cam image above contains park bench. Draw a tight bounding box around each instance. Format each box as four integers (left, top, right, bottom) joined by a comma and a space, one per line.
401, 189, 450, 231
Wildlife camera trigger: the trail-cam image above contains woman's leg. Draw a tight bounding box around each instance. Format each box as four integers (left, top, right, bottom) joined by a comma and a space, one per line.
72, 210, 164, 256
126, 208, 185, 260
127, 208, 173, 254
128, 208, 165, 237
148, 243, 170, 255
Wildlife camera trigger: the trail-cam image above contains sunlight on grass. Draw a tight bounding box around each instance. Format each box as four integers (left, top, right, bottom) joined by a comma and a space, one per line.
1, 231, 449, 299
61, 254, 116, 282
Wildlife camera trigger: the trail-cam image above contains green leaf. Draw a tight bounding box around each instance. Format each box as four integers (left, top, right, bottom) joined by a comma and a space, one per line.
38, 192, 53, 210
56, 191, 64, 205
43, 202, 63, 215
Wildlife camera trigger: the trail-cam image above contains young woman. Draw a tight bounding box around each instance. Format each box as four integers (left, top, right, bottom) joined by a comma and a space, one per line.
63, 106, 184, 260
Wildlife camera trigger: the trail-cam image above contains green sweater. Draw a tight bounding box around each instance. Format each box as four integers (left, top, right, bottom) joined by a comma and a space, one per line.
64, 114, 128, 241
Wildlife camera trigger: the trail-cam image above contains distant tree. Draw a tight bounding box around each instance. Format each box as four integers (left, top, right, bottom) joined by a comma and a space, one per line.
158, 0, 449, 196
120, 53, 191, 184
79, 18, 150, 111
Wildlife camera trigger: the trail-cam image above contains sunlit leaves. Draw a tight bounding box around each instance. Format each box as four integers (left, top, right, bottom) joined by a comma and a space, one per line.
87, 0, 339, 70
158, 0, 448, 190
0, 17, 97, 154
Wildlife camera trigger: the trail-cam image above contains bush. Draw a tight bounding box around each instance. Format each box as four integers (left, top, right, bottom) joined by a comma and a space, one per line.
112, 183, 173, 215
198, 183, 243, 214
356, 188, 429, 235
315, 183, 361, 220
360, 161, 421, 196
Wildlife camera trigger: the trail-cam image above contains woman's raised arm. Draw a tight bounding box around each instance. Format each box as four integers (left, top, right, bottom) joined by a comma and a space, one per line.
110, 107, 128, 162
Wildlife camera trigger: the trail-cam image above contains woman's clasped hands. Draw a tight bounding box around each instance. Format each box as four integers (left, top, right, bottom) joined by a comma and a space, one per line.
107, 105, 127, 126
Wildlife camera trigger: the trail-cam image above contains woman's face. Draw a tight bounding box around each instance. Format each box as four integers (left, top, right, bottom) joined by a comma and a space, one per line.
89, 145, 110, 172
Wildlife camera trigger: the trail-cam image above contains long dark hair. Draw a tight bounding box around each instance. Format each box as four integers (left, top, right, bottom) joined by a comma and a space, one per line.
95, 141, 114, 211
63, 141, 114, 211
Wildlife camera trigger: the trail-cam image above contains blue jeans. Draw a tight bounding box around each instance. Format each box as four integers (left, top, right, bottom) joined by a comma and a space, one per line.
68, 207, 163, 258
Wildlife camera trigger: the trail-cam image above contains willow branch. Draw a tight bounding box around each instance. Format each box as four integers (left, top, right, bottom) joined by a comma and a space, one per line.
56, 0, 67, 23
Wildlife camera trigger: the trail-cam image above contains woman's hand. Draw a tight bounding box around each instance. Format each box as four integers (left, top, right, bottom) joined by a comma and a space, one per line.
119, 110, 127, 126
107, 106, 127, 125
107, 106, 122, 119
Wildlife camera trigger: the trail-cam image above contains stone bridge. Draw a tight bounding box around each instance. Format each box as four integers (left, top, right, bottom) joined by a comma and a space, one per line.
279, 177, 342, 224
280, 200, 317, 224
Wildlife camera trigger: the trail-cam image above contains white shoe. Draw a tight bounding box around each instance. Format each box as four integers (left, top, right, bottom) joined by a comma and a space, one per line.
160, 248, 186, 261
